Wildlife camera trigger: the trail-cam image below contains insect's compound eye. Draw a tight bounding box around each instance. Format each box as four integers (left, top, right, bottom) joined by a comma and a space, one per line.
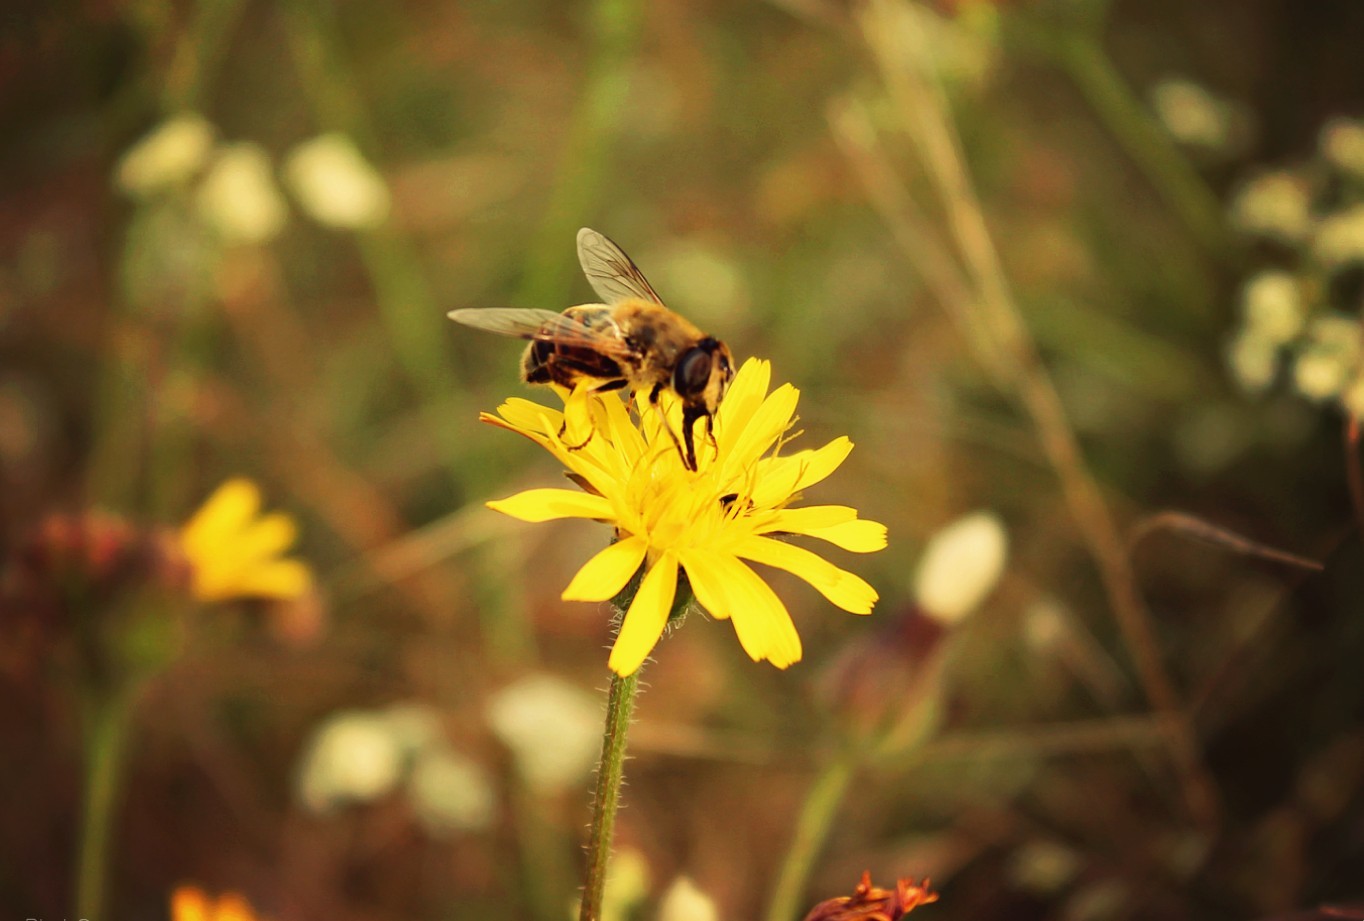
674, 347, 713, 398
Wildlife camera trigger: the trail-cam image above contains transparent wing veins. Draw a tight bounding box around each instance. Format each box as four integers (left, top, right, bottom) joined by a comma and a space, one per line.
576, 227, 665, 306
447, 307, 633, 356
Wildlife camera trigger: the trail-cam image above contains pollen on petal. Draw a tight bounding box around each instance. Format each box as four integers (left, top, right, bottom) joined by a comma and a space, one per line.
562, 536, 648, 602
608, 552, 678, 676
486, 489, 615, 523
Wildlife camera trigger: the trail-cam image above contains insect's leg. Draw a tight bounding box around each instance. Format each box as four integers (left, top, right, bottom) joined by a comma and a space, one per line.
680, 405, 704, 471
557, 383, 597, 452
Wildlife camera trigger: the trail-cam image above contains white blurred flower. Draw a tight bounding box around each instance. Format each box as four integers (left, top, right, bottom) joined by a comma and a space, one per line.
486, 674, 601, 794
381, 701, 444, 757
298, 710, 405, 812
407, 745, 497, 834
1229, 170, 1313, 243
1150, 79, 1235, 150
116, 113, 216, 196
657, 877, 718, 921
1342, 373, 1364, 421
1313, 204, 1364, 267
1293, 314, 1362, 400
1320, 118, 1364, 179
912, 511, 1008, 625
284, 133, 390, 230
1226, 329, 1280, 394
1241, 270, 1303, 345
195, 143, 287, 244
1022, 597, 1068, 653
1007, 838, 1082, 895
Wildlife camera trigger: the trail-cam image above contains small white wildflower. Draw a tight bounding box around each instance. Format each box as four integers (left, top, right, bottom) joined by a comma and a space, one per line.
1292, 314, 1362, 400
657, 877, 719, 921
1150, 79, 1233, 150
912, 511, 1008, 625
1007, 838, 1082, 895
1320, 118, 1364, 180
486, 674, 601, 794
1340, 372, 1364, 421
284, 133, 391, 230
407, 745, 497, 834
116, 113, 216, 196
297, 710, 405, 812
1022, 597, 1069, 653
1313, 204, 1364, 267
380, 701, 443, 758
1241, 270, 1304, 344
1229, 170, 1313, 243
1226, 329, 1280, 394
195, 143, 287, 245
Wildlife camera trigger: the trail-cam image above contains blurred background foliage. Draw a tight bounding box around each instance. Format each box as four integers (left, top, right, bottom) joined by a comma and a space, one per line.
4, 0, 1364, 919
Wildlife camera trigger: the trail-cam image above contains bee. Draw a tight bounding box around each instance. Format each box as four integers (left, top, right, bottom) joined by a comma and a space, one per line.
448, 228, 735, 470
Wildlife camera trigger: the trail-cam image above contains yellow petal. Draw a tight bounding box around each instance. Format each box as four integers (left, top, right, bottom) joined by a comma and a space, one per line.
736, 535, 878, 614
681, 548, 802, 667
496, 397, 564, 434
608, 551, 678, 675
725, 383, 799, 469
234, 511, 299, 562
215, 894, 259, 921
713, 359, 771, 454
562, 383, 596, 451
171, 886, 211, 921
750, 437, 853, 508
562, 536, 648, 602
212, 558, 313, 601
486, 489, 615, 523
181, 478, 261, 554
767, 507, 888, 552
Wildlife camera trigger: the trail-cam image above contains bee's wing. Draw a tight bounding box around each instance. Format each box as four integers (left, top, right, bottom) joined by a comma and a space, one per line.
577, 227, 665, 306
447, 307, 634, 356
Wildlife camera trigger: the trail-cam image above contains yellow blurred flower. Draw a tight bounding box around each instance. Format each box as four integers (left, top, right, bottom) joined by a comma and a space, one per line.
180, 478, 312, 603
171, 885, 263, 921
483, 358, 886, 676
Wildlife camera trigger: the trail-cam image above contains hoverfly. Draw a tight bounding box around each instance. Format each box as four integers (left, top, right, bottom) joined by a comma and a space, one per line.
448, 228, 734, 470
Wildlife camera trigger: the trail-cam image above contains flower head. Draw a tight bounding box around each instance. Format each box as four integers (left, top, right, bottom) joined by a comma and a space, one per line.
801, 871, 938, 921
179, 478, 312, 602
483, 358, 886, 675
171, 886, 264, 921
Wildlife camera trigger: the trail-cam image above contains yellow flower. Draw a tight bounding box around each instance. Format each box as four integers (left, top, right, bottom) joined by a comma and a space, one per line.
171, 885, 263, 921
180, 478, 312, 602
483, 358, 887, 676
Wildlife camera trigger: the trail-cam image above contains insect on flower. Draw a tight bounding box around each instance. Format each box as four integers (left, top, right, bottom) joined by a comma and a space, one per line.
448, 228, 735, 470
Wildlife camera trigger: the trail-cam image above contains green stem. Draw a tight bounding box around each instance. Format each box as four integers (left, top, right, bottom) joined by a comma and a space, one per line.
578, 665, 642, 921
1055, 33, 1230, 256
74, 689, 137, 921
763, 752, 857, 921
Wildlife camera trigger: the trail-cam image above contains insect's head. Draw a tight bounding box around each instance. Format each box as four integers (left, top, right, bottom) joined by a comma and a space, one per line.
673, 337, 734, 414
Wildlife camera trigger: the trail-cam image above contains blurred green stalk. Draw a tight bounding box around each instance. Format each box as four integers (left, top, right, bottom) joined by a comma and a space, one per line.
516, 0, 645, 308
74, 688, 136, 921
1006, 15, 1230, 256
762, 753, 856, 921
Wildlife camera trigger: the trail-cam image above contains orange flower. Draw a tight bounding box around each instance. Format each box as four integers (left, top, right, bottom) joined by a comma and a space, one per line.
801, 871, 938, 921
171, 885, 264, 921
